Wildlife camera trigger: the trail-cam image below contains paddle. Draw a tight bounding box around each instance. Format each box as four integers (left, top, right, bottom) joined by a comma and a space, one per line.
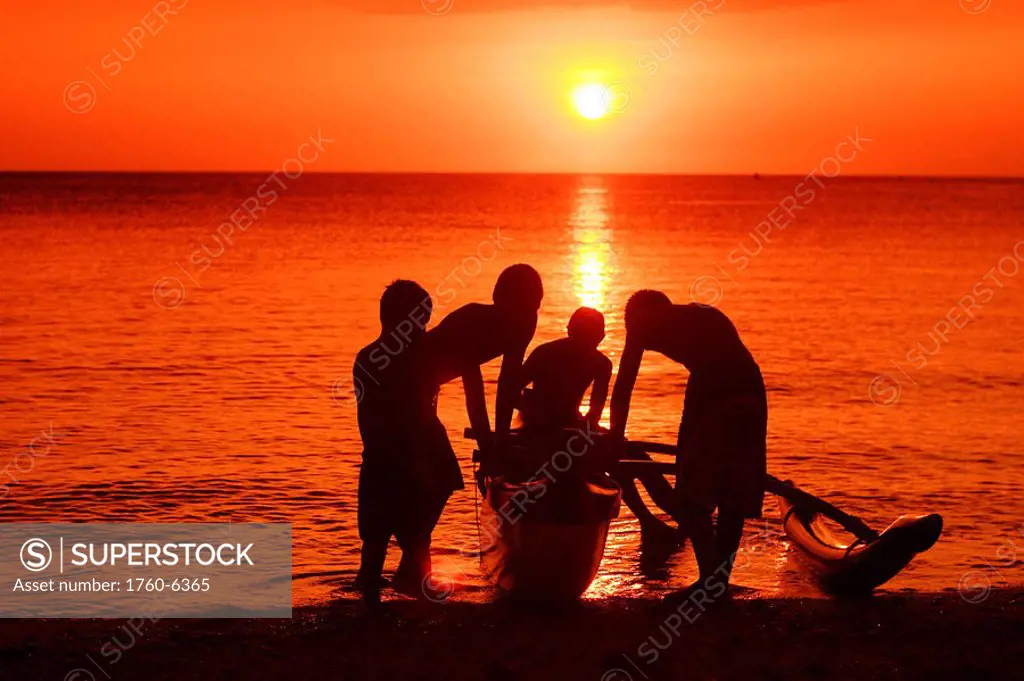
626, 439, 879, 542
463, 428, 878, 542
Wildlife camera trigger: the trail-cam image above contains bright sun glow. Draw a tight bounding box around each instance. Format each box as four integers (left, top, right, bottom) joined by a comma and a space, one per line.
572, 84, 610, 120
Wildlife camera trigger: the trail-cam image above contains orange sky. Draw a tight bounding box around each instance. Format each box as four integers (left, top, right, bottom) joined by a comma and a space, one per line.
3, 0, 1022, 175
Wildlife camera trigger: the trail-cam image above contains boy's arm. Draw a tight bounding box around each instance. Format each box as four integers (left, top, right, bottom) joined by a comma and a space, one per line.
495, 313, 536, 442
610, 340, 643, 441
495, 342, 527, 442
518, 349, 539, 393
585, 356, 613, 427
353, 363, 369, 441
462, 365, 491, 445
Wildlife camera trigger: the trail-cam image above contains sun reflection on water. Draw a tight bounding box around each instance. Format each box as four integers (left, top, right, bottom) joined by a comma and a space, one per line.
571, 184, 613, 312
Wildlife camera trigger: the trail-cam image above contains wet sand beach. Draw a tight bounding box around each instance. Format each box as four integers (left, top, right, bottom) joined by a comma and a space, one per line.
3, 589, 1020, 681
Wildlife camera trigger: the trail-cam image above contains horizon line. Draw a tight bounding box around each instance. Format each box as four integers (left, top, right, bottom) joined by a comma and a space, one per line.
1, 170, 1023, 182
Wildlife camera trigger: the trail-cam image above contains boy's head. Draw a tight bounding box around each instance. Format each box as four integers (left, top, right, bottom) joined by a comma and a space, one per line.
624, 289, 672, 335
380, 279, 432, 337
493, 264, 544, 312
567, 307, 605, 348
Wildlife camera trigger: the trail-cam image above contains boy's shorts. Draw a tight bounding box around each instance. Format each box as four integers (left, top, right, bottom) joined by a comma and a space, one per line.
357, 465, 450, 546
358, 415, 463, 545
677, 379, 767, 519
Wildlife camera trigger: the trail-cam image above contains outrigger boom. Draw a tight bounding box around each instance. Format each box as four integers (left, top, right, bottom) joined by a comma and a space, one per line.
621, 440, 879, 541
466, 429, 877, 540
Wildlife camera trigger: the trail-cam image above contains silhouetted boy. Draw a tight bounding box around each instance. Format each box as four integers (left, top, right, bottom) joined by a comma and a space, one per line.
610, 290, 767, 598
511, 308, 678, 541
518, 306, 611, 430
354, 280, 462, 606
426, 264, 544, 470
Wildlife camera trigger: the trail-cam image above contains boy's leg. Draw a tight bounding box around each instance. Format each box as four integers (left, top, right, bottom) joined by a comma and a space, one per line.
356, 468, 391, 605
672, 401, 721, 582
356, 539, 388, 605
392, 528, 428, 597
662, 502, 715, 605
393, 490, 451, 598
713, 509, 745, 588
392, 548, 427, 597
421, 491, 454, 600
678, 502, 716, 579
712, 392, 767, 589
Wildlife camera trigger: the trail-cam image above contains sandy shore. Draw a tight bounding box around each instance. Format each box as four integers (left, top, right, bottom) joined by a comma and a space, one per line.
1, 589, 1020, 681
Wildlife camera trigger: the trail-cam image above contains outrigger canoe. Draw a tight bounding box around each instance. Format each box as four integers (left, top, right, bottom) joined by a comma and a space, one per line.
468, 429, 622, 602
467, 432, 943, 598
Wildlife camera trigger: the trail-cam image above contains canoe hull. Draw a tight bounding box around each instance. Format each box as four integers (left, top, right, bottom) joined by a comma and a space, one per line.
480, 475, 621, 602
778, 497, 943, 593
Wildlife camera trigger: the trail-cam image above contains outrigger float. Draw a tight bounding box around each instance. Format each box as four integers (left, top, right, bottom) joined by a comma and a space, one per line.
466, 430, 943, 600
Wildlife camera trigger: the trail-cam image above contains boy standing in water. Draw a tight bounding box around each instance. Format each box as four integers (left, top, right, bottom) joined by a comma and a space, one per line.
426, 264, 544, 473
354, 280, 462, 606
610, 290, 767, 598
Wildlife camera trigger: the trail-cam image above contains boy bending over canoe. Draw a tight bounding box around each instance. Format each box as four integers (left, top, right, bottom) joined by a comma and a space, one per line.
354, 280, 462, 606
426, 264, 543, 478
610, 290, 767, 597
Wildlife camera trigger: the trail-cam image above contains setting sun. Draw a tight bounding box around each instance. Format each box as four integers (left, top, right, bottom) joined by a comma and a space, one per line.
572, 84, 611, 120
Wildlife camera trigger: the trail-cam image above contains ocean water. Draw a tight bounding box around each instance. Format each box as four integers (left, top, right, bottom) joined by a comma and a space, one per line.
1, 172, 1022, 604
